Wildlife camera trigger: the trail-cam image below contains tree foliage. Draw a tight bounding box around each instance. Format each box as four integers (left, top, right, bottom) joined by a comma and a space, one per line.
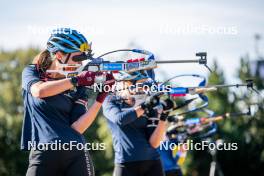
184, 57, 264, 176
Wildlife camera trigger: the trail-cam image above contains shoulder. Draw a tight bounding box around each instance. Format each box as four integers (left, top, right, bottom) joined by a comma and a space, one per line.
21, 64, 41, 91
22, 64, 38, 76
103, 95, 121, 107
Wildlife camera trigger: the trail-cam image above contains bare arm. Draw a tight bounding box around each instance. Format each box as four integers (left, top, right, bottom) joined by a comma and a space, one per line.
71, 101, 102, 134
102, 97, 146, 126
149, 120, 167, 148
31, 78, 73, 98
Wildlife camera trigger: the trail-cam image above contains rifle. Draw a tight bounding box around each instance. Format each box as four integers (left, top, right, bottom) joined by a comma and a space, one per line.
47, 49, 210, 77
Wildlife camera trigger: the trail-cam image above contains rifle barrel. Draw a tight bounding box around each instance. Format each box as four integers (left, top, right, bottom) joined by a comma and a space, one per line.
156, 60, 198, 64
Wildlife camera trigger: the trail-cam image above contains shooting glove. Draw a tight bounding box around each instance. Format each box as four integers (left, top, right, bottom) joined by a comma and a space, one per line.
76, 71, 96, 86
159, 98, 175, 121
140, 94, 161, 117
140, 94, 160, 110
96, 73, 115, 103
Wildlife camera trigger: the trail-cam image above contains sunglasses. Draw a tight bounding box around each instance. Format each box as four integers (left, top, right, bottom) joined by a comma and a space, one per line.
72, 50, 93, 62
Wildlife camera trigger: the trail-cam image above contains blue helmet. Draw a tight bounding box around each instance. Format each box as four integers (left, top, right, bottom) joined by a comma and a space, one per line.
47, 28, 91, 53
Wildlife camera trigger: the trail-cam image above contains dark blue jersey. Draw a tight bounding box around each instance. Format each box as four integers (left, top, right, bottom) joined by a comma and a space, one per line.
21, 65, 89, 150
102, 95, 160, 164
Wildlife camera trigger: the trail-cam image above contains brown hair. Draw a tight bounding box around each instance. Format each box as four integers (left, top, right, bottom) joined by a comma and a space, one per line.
33, 50, 53, 74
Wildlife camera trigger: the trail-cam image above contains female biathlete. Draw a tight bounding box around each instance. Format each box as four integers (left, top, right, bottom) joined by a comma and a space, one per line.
102, 70, 175, 176
21, 28, 114, 176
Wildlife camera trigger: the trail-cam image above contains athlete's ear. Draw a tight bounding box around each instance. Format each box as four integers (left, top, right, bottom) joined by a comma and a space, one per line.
55, 51, 64, 61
